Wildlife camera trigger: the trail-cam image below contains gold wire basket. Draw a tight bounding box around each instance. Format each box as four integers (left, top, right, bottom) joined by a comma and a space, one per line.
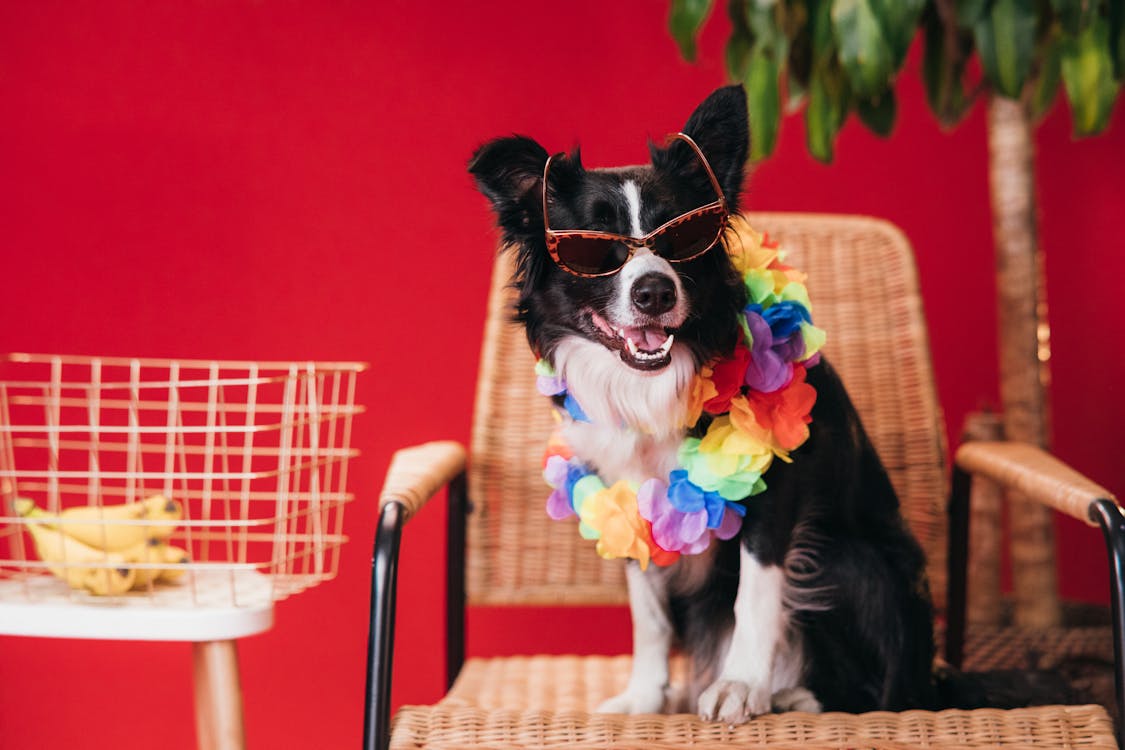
0, 353, 364, 613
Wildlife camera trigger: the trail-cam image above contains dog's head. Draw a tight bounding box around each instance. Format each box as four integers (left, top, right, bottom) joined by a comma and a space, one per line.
469, 85, 749, 374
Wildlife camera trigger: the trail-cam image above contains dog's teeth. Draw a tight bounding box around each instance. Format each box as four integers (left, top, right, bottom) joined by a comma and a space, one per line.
617, 328, 626, 339
659, 334, 675, 354
625, 338, 639, 356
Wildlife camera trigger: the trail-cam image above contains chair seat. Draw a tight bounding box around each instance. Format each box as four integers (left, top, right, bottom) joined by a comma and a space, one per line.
391, 655, 1117, 749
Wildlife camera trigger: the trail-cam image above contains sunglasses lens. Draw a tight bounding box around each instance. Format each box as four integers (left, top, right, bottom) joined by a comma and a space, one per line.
654, 208, 726, 261
556, 237, 631, 276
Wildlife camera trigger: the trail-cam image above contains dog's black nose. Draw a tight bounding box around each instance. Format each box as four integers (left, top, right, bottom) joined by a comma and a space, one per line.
631, 273, 677, 316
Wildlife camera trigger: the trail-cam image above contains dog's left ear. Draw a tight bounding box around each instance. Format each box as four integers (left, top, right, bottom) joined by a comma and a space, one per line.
652, 85, 749, 211
468, 135, 551, 246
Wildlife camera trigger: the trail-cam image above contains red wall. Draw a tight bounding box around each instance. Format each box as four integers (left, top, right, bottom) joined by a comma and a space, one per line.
1, 3, 1122, 748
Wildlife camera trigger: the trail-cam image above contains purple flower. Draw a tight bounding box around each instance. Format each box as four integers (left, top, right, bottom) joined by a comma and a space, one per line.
537, 374, 567, 396
638, 474, 747, 554
743, 309, 793, 393
544, 454, 593, 520
546, 487, 573, 520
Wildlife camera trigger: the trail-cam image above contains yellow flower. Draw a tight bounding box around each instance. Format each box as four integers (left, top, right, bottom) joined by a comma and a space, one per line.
682, 367, 718, 428
697, 417, 774, 477
729, 395, 792, 463
579, 481, 654, 568
725, 215, 778, 273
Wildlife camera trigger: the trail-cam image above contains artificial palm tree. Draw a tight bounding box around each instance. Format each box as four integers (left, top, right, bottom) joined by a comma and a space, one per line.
668, 0, 1122, 627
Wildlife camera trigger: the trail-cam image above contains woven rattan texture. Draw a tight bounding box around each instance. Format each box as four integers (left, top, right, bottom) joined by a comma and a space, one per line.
391, 657, 1115, 750
960, 624, 1114, 672
467, 213, 948, 607
956, 442, 1116, 527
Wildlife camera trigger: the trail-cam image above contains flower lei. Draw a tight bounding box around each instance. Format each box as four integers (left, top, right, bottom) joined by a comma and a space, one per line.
538, 215, 826, 569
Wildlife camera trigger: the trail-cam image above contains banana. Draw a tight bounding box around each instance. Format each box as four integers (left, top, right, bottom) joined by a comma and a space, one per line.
83, 565, 137, 596
139, 496, 183, 543
22, 516, 136, 595
119, 538, 164, 589
157, 544, 191, 583
13, 495, 182, 551
118, 539, 191, 589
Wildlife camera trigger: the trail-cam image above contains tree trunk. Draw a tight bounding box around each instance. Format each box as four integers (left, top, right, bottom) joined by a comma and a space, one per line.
986, 94, 1060, 628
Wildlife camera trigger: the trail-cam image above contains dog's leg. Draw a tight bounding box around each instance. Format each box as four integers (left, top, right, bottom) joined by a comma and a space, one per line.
698, 545, 786, 722
596, 561, 671, 714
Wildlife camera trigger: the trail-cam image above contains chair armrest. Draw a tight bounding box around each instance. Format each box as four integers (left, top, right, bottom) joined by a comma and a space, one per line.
949, 440, 1124, 739
366, 440, 467, 750
378, 441, 467, 521
955, 440, 1117, 526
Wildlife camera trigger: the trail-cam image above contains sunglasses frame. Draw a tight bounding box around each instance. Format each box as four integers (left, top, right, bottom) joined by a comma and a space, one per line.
541, 132, 730, 278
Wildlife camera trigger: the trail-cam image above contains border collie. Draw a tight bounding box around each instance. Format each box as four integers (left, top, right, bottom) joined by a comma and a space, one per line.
468, 85, 937, 721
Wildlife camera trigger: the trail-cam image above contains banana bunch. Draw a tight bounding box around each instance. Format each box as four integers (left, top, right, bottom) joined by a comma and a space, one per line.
13, 495, 191, 596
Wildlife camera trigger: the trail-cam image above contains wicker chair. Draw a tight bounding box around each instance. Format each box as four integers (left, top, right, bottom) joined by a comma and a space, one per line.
365, 214, 1124, 750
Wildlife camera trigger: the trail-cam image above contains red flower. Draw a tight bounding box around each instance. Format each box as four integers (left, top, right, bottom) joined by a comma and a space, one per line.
542, 429, 573, 467
703, 343, 751, 415
744, 365, 817, 451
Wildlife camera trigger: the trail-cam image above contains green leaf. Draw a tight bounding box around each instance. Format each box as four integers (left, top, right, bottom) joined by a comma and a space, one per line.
785, 0, 814, 95
831, 0, 895, 98
806, 62, 850, 162
922, 3, 973, 125
1060, 16, 1121, 136
743, 0, 789, 59
869, 0, 926, 68
1029, 27, 1063, 121
955, 0, 991, 28
726, 25, 754, 79
856, 89, 897, 136
973, 0, 1036, 98
1110, 0, 1125, 79
809, 0, 835, 58
743, 0, 780, 37
669, 0, 715, 63
745, 47, 782, 159
1048, 0, 1097, 36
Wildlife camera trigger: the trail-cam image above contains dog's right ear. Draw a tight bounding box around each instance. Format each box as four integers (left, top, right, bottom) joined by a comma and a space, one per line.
468, 136, 550, 244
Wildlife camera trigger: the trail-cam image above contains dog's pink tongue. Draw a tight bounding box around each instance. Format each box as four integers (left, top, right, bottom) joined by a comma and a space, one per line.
622, 326, 669, 351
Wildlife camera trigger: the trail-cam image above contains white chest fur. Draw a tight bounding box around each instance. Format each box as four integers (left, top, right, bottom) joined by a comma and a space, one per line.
554, 335, 696, 484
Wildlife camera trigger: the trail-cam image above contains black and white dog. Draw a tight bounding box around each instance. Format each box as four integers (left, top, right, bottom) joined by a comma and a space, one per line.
468, 85, 938, 721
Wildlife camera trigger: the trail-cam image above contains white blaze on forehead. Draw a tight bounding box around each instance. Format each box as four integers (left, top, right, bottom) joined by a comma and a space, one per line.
622, 180, 643, 238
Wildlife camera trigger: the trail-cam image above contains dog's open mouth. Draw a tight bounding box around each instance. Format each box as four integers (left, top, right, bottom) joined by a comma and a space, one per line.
588, 311, 675, 370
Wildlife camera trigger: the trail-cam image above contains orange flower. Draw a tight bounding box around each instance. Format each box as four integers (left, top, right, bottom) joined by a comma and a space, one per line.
542, 429, 574, 467
739, 365, 817, 452
683, 367, 719, 428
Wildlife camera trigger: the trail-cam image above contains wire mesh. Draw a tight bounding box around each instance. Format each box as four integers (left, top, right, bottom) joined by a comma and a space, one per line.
0, 353, 364, 608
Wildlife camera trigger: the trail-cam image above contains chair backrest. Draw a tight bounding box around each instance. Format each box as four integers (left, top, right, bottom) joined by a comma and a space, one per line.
467, 213, 949, 610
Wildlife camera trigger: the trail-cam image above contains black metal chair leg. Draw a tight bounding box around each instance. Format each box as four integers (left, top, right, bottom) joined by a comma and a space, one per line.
1091, 498, 1125, 748
364, 501, 405, 750
945, 464, 971, 669
446, 471, 468, 690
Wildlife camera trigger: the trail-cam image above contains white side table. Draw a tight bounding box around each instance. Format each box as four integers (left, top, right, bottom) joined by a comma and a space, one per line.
0, 570, 274, 750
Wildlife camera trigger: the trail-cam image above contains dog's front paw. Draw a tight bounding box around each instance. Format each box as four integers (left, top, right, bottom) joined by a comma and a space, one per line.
596, 685, 667, 715
697, 679, 771, 723
771, 686, 822, 713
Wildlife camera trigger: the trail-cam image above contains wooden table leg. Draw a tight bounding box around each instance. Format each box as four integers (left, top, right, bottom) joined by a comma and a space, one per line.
193, 639, 246, 750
